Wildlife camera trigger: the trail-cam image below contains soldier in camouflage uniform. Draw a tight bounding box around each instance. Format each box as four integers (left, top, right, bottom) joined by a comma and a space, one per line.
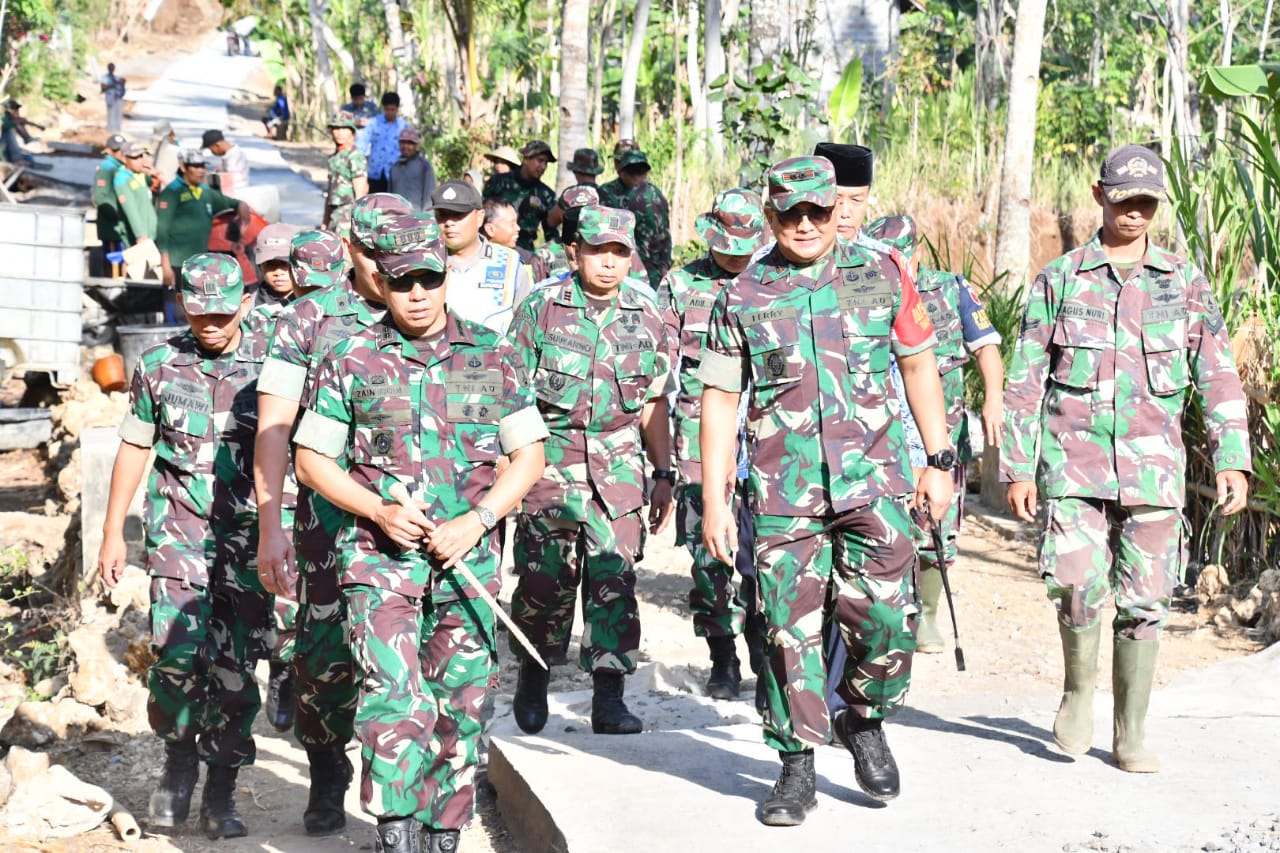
256, 194, 410, 836
546, 147, 603, 232
1002, 144, 1251, 773
293, 212, 548, 853
658, 188, 768, 701
507, 205, 674, 737
98, 254, 271, 840
598, 147, 672, 289
323, 112, 369, 240
697, 157, 954, 823
482, 140, 558, 251
530, 183, 599, 284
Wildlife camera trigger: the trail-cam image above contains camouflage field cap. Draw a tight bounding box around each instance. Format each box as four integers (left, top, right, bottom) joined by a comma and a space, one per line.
291, 230, 348, 290
613, 138, 640, 162
569, 148, 603, 175
350, 192, 414, 248
559, 184, 601, 210
521, 140, 556, 162
577, 205, 636, 251
866, 214, 918, 260
372, 213, 447, 278
765, 156, 837, 211
695, 188, 767, 257
254, 222, 302, 264
1099, 144, 1165, 202
328, 111, 358, 130
618, 148, 651, 171
181, 253, 245, 316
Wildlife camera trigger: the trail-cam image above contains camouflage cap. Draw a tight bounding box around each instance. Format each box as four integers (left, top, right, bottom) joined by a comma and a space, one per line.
327, 111, 358, 130
612, 138, 640, 162
1099, 143, 1165, 201
559, 184, 601, 210
521, 140, 556, 162
254, 222, 302, 265
695, 188, 767, 257
180, 253, 245, 316
577, 204, 636, 251
291, 230, 348, 290
866, 214, 918, 259
618, 148, 651, 171
765, 156, 837, 211
569, 148, 603, 175
372, 213, 447, 278
350, 192, 414, 248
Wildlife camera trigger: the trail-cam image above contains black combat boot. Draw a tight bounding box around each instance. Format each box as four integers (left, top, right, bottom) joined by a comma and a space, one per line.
705, 635, 742, 700
148, 740, 199, 826
265, 659, 296, 732
425, 828, 461, 852
834, 711, 900, 801
760, 749, 817, 826
374, 817, 422, 853
200, 764, 248, 839
304, 745, 354, 835
590, 671, 642, 734
513, 658, 550, 734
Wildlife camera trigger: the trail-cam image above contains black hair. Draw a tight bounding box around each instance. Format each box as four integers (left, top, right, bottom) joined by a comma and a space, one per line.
483, 198, 516, 225
381, 92, 400, 107
563, 208, 583, 245
349, 83, 366, 98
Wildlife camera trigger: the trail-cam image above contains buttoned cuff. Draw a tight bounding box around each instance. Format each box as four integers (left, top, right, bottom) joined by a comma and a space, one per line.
294, 410, 349, 459
258, 357, 307, 402
118, 412, 156, 448
965, 332, 1002, 353
696, 350, 743, 393
499, 406, 550, 455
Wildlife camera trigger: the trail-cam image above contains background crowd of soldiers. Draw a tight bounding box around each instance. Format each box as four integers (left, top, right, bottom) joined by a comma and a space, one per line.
90, 71, 1253, 851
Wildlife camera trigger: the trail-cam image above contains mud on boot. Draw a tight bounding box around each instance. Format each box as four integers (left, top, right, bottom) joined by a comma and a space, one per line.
834, 711, 900, 801
304, 745, 354, 836
591, 671, 642, 734
374, 816, 422, 853
760, 749, 817, 826
148, 740, 199, 827
200, 764, 248, 839
705, 635, 741, 700
513, 657, 550, 734
265, 659, 296, 732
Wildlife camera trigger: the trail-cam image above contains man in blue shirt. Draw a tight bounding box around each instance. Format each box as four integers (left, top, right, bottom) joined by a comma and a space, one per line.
358, 92, 406, 194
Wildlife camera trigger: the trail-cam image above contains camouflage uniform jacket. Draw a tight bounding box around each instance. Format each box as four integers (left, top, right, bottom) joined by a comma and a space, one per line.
598, 179, 672, 288
1001, 233, 1251, 508
93, 155, 124, 244
509, 276, 672, 521
294, 312, 547, 599
697, 241, 938, 516
658, 255, 737, 484
118, 327, 269, 584
531, 240, 570, 285
325, 146, 367, 237
482, 172, 557, 251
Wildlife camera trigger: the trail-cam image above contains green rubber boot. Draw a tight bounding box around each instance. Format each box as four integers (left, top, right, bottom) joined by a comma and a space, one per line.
1112, 636, 1160, 773
1052, 622, 1101, 755
915, 567, 945, 653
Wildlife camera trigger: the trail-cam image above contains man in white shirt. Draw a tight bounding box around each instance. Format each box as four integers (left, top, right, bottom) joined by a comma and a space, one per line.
201, 129, 250, 194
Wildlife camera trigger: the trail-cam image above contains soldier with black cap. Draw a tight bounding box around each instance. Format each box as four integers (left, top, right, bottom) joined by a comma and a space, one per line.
598, 145, 672, 288
1003, 143, 1251, 773
546, 147, 604, 231
433, 178, 532, 334
482, 139, 559, 251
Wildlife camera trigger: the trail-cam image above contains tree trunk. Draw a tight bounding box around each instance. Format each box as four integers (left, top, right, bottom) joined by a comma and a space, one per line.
747, 0, 781, 69
308, 0, 340, 115
987, 0, 1047, 509
589, 0, 619, 142
558, 0, 590, 192
1214, 0, 1235, 146
619, 0, 651, 140
687, 0, 707, 148
382, 0, 418, 119
1159, 0, 1195, 163
703, 0, 725, 155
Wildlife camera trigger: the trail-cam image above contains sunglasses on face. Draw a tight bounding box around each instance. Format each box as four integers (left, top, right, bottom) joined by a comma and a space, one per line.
774, 204, 834, 227
386, 271, 447, 293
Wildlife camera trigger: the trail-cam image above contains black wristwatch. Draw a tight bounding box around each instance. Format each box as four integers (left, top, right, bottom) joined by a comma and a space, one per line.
926, 449, 957, 471
653, 469, 676, 484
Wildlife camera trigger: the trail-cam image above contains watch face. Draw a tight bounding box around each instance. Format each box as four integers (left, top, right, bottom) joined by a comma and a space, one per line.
938, 449, 956, 469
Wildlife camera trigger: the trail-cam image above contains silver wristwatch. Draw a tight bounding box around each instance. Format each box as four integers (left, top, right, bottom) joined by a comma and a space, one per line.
473, 505, 498, 531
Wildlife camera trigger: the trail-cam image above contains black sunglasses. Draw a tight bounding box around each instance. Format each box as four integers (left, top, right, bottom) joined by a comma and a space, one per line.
774, 204, 834, 227
386, 270, 447, 293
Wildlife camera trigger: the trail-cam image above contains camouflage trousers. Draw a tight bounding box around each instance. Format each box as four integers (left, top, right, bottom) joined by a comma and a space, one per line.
1039, 497, 1186, 641
273, 503, 298, 663
148, 567, 273, 768
676, 481, 758, 639
510, 509, 644, 673
344, 584, 497, 829
292, 489, 357, 748
754, 497, 917, 753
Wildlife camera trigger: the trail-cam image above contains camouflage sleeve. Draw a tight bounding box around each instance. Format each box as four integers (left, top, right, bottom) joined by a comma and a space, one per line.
1000, 267, 1057, 482
497, 341, 549, 454
506, 294, 543, 387
889, 256, 937, 356
649, 311, 674, 400
656, 273, 682, 375
653, 189, 673, 272
696, 289, 747, 393
259, 310, 311, 401
1184, 267, 1252, 473
956, 274, 1002, 351
293, 355, 351, 459
118, 362, 159, 448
